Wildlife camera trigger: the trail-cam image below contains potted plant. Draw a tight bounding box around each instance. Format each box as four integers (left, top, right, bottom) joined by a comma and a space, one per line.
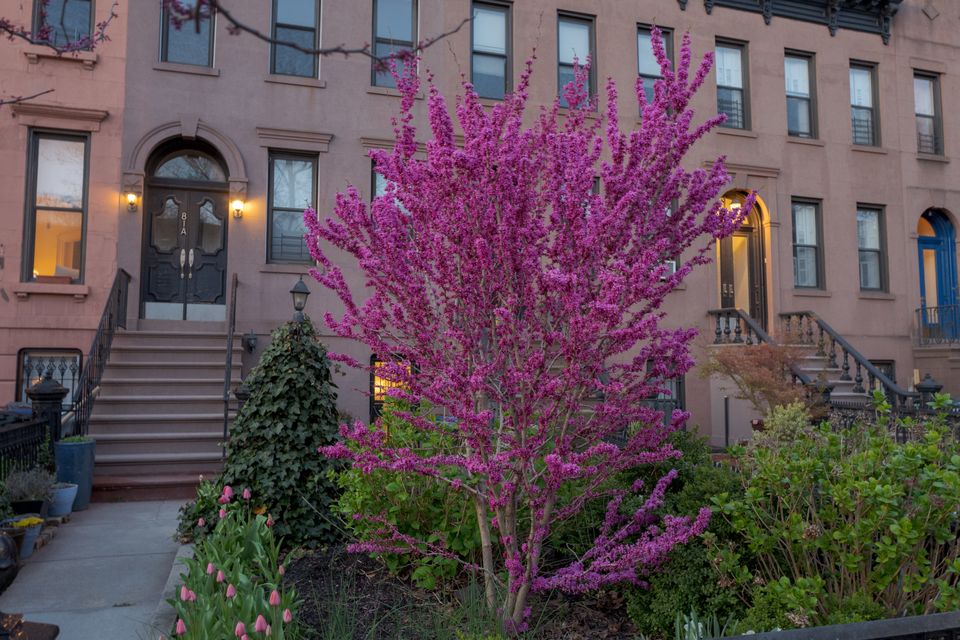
47, 482, 78, 517
0, 516, 43, 559
4, 469, 54, 516
55, 436, 95, 511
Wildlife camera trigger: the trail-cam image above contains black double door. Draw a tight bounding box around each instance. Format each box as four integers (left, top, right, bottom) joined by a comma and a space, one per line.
141, 186, 228, 320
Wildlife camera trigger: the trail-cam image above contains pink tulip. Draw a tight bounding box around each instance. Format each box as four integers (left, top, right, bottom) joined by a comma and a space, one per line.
277, 565, 285, 576
175, 619, 186, 635
206, 562, 215, 575
242, 487, 251, 500
265, 516, 274, 527
226, 583, 237, 598
254, 615, 268, 633
283, 609, 293, 623
216, 570, 225, 583
242, 636, 250, 640
197, 517, 206, 527
268, 590, 281, 607
234, 621, 246, 636
218, 495, 229, 504
179, 585, 189, 601
266, 625, 272, 636
222, 485, 234, 499
219, 508, 227, 519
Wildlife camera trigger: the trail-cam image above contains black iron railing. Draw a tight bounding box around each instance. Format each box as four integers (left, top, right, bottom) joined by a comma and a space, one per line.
0, 413, 48, 480
17, 349, 81, 414
916, 304, 960, 345
67, 269, 131, 437
780, 311, 920, 413
223, 273, 239, 456
707, 307, 815, 384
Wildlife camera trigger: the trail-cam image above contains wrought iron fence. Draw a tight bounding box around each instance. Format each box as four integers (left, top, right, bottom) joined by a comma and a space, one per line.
916, 304, 960, 345
17, 349, 81, 414
223, 273, 239, 456
0, 412, 48, 480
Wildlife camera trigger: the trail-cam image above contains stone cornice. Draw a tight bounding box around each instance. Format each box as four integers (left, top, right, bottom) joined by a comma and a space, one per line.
256, 127, 334, 153
11, 103, 109, 131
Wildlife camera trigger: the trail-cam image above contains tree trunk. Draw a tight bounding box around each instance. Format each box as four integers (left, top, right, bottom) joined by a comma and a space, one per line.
474, 494, 497, 611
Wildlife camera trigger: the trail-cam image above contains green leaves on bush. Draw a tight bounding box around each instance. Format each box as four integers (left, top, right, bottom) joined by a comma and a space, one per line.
220, 318, 342, 546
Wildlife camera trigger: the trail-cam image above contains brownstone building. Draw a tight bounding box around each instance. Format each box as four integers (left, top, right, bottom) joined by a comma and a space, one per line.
2, 0, 957, 491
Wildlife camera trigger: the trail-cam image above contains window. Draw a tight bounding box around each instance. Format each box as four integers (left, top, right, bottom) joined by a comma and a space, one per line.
372, 0, 417, 88
637, 25, 672, 105
160, 0, 214, 66
557, 13, 594, 108
716, 41, 748, 129
34, 0, 92, 47
792, 200, 822, 288
17, 348, 81, 409
471, 2, 510, 100
857, 206, 885, 291
914, 72, 942, 155
23, 131, 88, 283
785, 53, 815, 138
370, 354, 411, 421
271, 0, 319, 77
850, 63, 878, 146
268, 152, 317, 263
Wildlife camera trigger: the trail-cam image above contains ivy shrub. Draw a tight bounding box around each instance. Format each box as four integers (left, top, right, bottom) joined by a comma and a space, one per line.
711, 392, 960, 627
179, 318, 342, 546
334, 399, 482, 590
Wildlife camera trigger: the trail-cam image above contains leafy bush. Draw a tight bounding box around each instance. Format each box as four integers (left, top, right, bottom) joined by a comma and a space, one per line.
749, 401, 818, 452
176, 478, 225, 541
178, 318, 342, 545
334, 400, 482, 589
170, 486, 300, 639
711, 395, 960, 625
4, 468, 54, 502
700, 343, 816, 416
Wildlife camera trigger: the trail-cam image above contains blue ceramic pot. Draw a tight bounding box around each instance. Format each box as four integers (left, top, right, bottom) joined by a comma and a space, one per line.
48, 483, 78, 517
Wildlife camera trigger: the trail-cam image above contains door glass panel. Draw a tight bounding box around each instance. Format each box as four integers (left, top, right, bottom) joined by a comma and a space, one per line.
923, 248, 939, 307
198, 200, 223, 254
155, 153, 226, 182
732, 235, 750, 312
152, 197, 180, 253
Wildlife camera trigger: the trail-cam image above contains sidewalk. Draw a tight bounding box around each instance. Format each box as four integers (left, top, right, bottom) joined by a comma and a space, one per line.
0, 500, 184, 640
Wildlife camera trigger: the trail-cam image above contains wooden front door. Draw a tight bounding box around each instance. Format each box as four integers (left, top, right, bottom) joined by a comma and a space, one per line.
141, 186, 228, 320
719, 225, 766, 329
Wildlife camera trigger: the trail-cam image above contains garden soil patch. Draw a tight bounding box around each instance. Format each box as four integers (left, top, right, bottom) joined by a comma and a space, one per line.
285, 545, 639, 639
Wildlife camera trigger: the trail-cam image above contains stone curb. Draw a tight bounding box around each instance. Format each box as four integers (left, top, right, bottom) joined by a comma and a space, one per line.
145, 542, 193, 639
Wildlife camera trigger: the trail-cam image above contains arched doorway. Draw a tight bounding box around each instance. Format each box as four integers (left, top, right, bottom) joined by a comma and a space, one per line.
718, 191, 767, 329
140, 141, 230, 321
917, 209, 958, 340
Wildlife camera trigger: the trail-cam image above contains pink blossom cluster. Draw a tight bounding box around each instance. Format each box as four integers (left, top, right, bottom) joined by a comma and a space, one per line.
309, 28, 745, 625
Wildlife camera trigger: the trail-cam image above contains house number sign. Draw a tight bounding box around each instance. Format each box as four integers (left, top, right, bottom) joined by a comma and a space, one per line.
180, 211, 187, 236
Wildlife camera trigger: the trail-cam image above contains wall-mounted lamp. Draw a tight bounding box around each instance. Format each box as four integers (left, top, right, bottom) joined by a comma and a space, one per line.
231, 199, 245, 218
290, 276, 310, 321
126, 192, 138, 213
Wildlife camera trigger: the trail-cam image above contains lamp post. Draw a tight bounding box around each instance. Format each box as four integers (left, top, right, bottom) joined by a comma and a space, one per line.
290, 276, 310, 322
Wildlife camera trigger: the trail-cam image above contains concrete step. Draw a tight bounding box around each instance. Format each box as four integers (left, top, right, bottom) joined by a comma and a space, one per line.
94, 432, 224, 456
93, 472, 207, 501
109, 345, 243, 365
89, 413, 234, 435
99, 378, 233, 396
94, 395, 226, 415
103, 361, 241, 377
94, 452, 224, 475
113, 330, 231, 348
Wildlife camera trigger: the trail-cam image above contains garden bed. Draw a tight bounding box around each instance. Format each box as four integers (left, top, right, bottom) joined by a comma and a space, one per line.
284, 545, 639, 639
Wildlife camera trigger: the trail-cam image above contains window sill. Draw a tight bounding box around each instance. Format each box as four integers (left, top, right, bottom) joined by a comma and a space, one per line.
917, 153, 949, 164
851, 144, 886, 155
264, 74, 326, 89
260, 263, 315, 275
858, 291, 895, 300
13, 282, 90, 301
23, 44, 97, 69
557, 106, 599, 119
153, 62, 220, 77
792, 288, 831, 297
367, 86, 424, 99
478, 97, 505, 107
715, 127, 758, 139
786, 136, 824, 147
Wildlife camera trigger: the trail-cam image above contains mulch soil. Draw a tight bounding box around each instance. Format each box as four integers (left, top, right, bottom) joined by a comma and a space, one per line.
284, 545, 639, 639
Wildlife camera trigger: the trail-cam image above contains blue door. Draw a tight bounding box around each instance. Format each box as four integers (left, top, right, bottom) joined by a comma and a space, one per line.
917, 210, 959, 341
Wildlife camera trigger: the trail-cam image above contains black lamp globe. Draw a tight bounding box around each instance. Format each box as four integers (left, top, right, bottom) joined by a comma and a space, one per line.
290, 276, 310, 321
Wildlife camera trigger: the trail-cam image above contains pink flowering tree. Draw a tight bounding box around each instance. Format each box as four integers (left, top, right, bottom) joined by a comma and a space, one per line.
309, 29, 748, 628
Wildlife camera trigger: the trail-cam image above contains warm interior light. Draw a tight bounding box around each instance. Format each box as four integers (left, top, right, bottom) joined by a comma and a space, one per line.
125, 192, 138, 212
231, 199, 245, 218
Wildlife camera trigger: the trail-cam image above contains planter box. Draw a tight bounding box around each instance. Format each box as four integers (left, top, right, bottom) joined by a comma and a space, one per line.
726, 610, 960, 640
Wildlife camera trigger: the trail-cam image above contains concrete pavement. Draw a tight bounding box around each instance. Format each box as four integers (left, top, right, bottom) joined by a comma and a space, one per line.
0, 500, 184, 640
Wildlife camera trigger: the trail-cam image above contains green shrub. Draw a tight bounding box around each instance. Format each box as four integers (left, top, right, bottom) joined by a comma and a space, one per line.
170, 486, 300, 639
711, 394, 960, 624
181, 318, 342, 546
750, 401, 817, 451
176, 478, 223, 541
334, 399, 482, 590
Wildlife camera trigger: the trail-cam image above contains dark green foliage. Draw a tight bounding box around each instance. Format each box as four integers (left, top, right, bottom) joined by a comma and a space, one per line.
334, 399, 483, 590
220, 318, 342, 545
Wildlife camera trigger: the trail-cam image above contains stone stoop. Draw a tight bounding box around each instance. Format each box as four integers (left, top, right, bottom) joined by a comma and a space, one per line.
797, 354, 873, 407
90, 329, 243, 501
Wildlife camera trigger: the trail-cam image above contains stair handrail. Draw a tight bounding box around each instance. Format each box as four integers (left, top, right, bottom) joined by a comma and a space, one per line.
223, 273, 239, 454
779, 311, 919, 408
67, 269, 131, 437
707, 308, 813, 386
